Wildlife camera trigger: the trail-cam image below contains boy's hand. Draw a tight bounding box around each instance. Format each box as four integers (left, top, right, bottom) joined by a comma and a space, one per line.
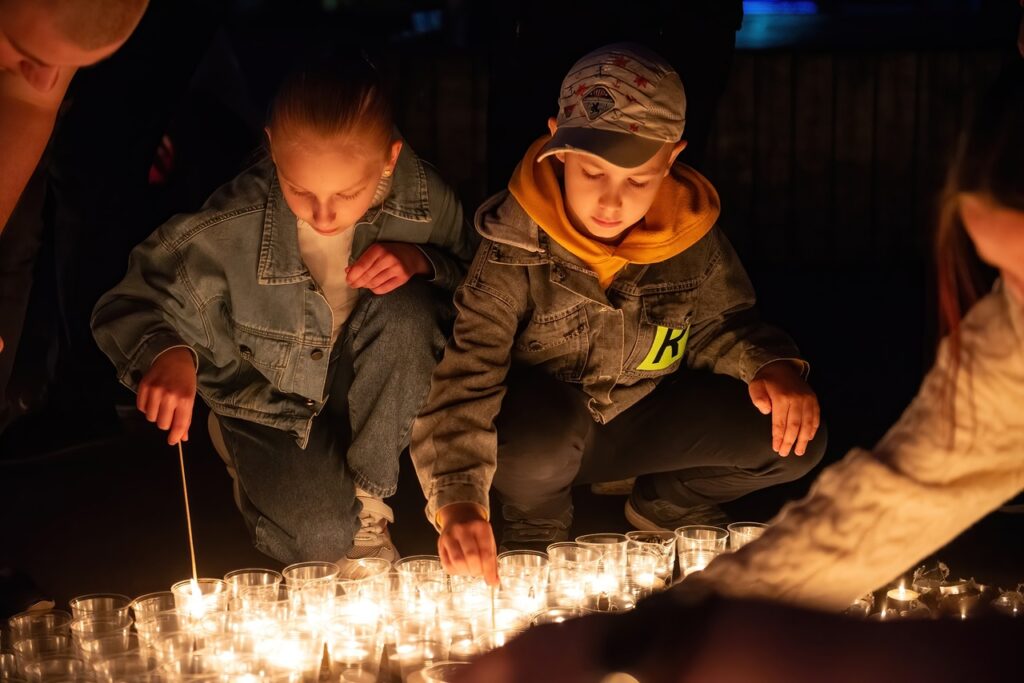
138, 347, 197, 445
748, 361, 820, 457
437, 502, 500, 586
346, 242, 432, 295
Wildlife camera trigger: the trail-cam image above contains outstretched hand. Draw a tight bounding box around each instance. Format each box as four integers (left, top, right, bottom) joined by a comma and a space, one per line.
346, 242, 432, 295
748, 361, 820, 457
138, 347, 196, 445
437, 502, 500, 586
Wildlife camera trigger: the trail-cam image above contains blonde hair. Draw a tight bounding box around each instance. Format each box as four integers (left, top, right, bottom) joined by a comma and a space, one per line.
43, 0, 149, 51
267, 55, 394, 156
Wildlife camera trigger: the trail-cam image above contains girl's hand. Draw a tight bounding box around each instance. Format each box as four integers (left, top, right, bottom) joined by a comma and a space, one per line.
138, 347, 197, 445
437, 502, 500, 586
748, 362, 820, 457
346, 242, 432, 295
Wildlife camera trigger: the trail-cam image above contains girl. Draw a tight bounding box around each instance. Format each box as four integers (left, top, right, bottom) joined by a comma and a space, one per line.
92, 55, 475, 565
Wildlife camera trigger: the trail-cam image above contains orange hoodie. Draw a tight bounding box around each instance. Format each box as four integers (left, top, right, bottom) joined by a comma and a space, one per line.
508, 136, 721, 288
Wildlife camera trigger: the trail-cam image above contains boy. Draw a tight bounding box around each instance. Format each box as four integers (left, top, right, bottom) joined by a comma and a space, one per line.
412, 43, 826, 582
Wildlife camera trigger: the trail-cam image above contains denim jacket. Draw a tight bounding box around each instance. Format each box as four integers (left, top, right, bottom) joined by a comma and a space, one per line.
92, 144, 475, 447
412, 190, 807, 523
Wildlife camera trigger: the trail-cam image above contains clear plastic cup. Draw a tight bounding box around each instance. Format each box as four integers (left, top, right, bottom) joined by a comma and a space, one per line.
8, 612, 73, 643
421, 661, 470, 683
674, 525, 728, 552
727, 522, 768, 550
678, 548, 723, 578
129, 593, 177, 621
23, 654, 90, 683
68, 594, 132, 621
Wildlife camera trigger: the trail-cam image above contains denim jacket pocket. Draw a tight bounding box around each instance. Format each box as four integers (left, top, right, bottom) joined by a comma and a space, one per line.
626, 293, 696, 376
513, 304, 590, 382
232, 325, 294, 373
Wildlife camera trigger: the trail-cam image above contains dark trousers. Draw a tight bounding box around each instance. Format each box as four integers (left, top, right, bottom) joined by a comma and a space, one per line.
493, 366, 827, 528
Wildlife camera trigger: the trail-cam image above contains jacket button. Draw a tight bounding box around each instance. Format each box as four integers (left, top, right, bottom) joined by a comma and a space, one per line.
304, 399, 315, 407
311, 349, 324, 360
528, 341, 543, 351
239, 345, 252, 356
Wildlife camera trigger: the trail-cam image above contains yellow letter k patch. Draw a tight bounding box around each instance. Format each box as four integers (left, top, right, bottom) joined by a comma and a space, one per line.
637, 325, 690, 371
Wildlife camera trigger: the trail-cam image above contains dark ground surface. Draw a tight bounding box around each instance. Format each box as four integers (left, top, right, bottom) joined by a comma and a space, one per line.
2, 263, 1022, 612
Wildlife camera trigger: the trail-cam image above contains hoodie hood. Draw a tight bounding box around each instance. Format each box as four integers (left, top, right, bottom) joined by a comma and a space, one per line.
507, 135, 720, 287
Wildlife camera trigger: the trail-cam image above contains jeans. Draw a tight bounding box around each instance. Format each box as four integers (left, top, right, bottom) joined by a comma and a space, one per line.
215, 280, 448, 563
493, 366, 827, 531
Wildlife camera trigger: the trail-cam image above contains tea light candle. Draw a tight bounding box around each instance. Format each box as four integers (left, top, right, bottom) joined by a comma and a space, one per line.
885, 583, 920, 611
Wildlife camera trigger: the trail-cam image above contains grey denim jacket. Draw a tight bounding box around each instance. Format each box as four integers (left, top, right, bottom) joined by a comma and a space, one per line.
93, 144, 475, 447
412, 190, 807, 523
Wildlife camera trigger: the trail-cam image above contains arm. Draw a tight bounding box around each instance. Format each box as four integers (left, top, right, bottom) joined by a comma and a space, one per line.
687, 290, 1024, 611
0, 68, 74, 231
410, 239, 528, 583
91, 224, 208, 393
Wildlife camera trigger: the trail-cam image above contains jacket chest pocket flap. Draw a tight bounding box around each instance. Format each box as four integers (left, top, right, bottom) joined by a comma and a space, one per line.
233, 327, 293, 371
513, 304, 589, 381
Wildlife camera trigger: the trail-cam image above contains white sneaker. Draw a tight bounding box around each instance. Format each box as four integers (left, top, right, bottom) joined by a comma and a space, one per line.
344, 488, 399, 564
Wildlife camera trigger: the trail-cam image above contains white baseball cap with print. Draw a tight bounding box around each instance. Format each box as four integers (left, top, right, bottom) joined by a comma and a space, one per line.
538, 42, 686, 169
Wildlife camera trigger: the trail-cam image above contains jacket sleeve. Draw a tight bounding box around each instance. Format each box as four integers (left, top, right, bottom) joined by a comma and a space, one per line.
91, 224, 210, 393
684, 228, 808, 382
411, 238, 529, 528
681, 288, 1024, 611
418, 166, 480, 292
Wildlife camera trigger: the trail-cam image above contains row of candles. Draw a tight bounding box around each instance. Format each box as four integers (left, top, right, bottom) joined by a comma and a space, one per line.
4, 525, 1021, 683
846, 561, 1024, 621
0, 523, 762, 683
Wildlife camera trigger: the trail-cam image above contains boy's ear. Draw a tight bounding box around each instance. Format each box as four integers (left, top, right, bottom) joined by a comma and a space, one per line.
264, 127, 275, 160
547, 117, 558, 137
665, 139, 687, 173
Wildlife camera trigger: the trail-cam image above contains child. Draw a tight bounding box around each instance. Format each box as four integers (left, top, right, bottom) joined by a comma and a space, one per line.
92, 56, 476, 565
412, 43, 825, 583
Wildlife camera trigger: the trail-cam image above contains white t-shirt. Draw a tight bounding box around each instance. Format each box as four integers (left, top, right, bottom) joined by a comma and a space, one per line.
297, 218, 361, 343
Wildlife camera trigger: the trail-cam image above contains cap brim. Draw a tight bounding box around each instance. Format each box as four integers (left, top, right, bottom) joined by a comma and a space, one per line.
537, 127, 666, 168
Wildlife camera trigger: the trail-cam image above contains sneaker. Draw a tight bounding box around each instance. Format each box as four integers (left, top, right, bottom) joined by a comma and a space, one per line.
345, 490, 399, 563
499, 519, 569, 554
589, 477, 636, 496
624, 489, 730, 532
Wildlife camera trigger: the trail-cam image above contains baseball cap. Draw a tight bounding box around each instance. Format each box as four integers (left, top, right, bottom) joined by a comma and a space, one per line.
538, 43, 686, 169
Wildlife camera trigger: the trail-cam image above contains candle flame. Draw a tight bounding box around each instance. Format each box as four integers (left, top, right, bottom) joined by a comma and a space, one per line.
188, 578, 207, 619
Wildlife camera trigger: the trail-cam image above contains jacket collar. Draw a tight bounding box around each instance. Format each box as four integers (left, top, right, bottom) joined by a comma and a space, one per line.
257, 143, 431, 284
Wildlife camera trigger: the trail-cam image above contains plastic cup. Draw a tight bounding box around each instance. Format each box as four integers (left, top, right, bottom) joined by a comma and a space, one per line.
8, 612, 72, 643
674, 525, 728, 552
727, 522, 768, 550
129, 593, 177, 621
68, 594, 132, 621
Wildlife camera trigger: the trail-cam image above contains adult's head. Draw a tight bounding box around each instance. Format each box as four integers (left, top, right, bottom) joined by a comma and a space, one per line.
937, 65, 1024, 341
0, 0, 148, 92
538, 43, 686, 242
266, 54, 401, 237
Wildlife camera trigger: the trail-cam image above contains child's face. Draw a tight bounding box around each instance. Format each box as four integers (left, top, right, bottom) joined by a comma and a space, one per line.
550, 119, 685, 242
269, 127, 401, 236
960, 193, 1024, 304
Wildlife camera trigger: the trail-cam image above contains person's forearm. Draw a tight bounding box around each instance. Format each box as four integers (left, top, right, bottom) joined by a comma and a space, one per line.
0, 98, 58, 231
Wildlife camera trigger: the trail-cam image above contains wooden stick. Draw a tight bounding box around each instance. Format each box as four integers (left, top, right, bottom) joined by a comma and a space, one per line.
178, 441, 199, 582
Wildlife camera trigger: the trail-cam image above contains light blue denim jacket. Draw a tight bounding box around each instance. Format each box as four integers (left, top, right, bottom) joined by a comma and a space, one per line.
92, 144, 475, 447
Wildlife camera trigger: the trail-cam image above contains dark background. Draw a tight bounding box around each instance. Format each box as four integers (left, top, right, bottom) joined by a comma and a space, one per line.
2, 0, 1022, 611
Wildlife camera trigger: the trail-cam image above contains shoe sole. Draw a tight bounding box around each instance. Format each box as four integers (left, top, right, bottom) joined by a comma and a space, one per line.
624, 498, 671, 532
